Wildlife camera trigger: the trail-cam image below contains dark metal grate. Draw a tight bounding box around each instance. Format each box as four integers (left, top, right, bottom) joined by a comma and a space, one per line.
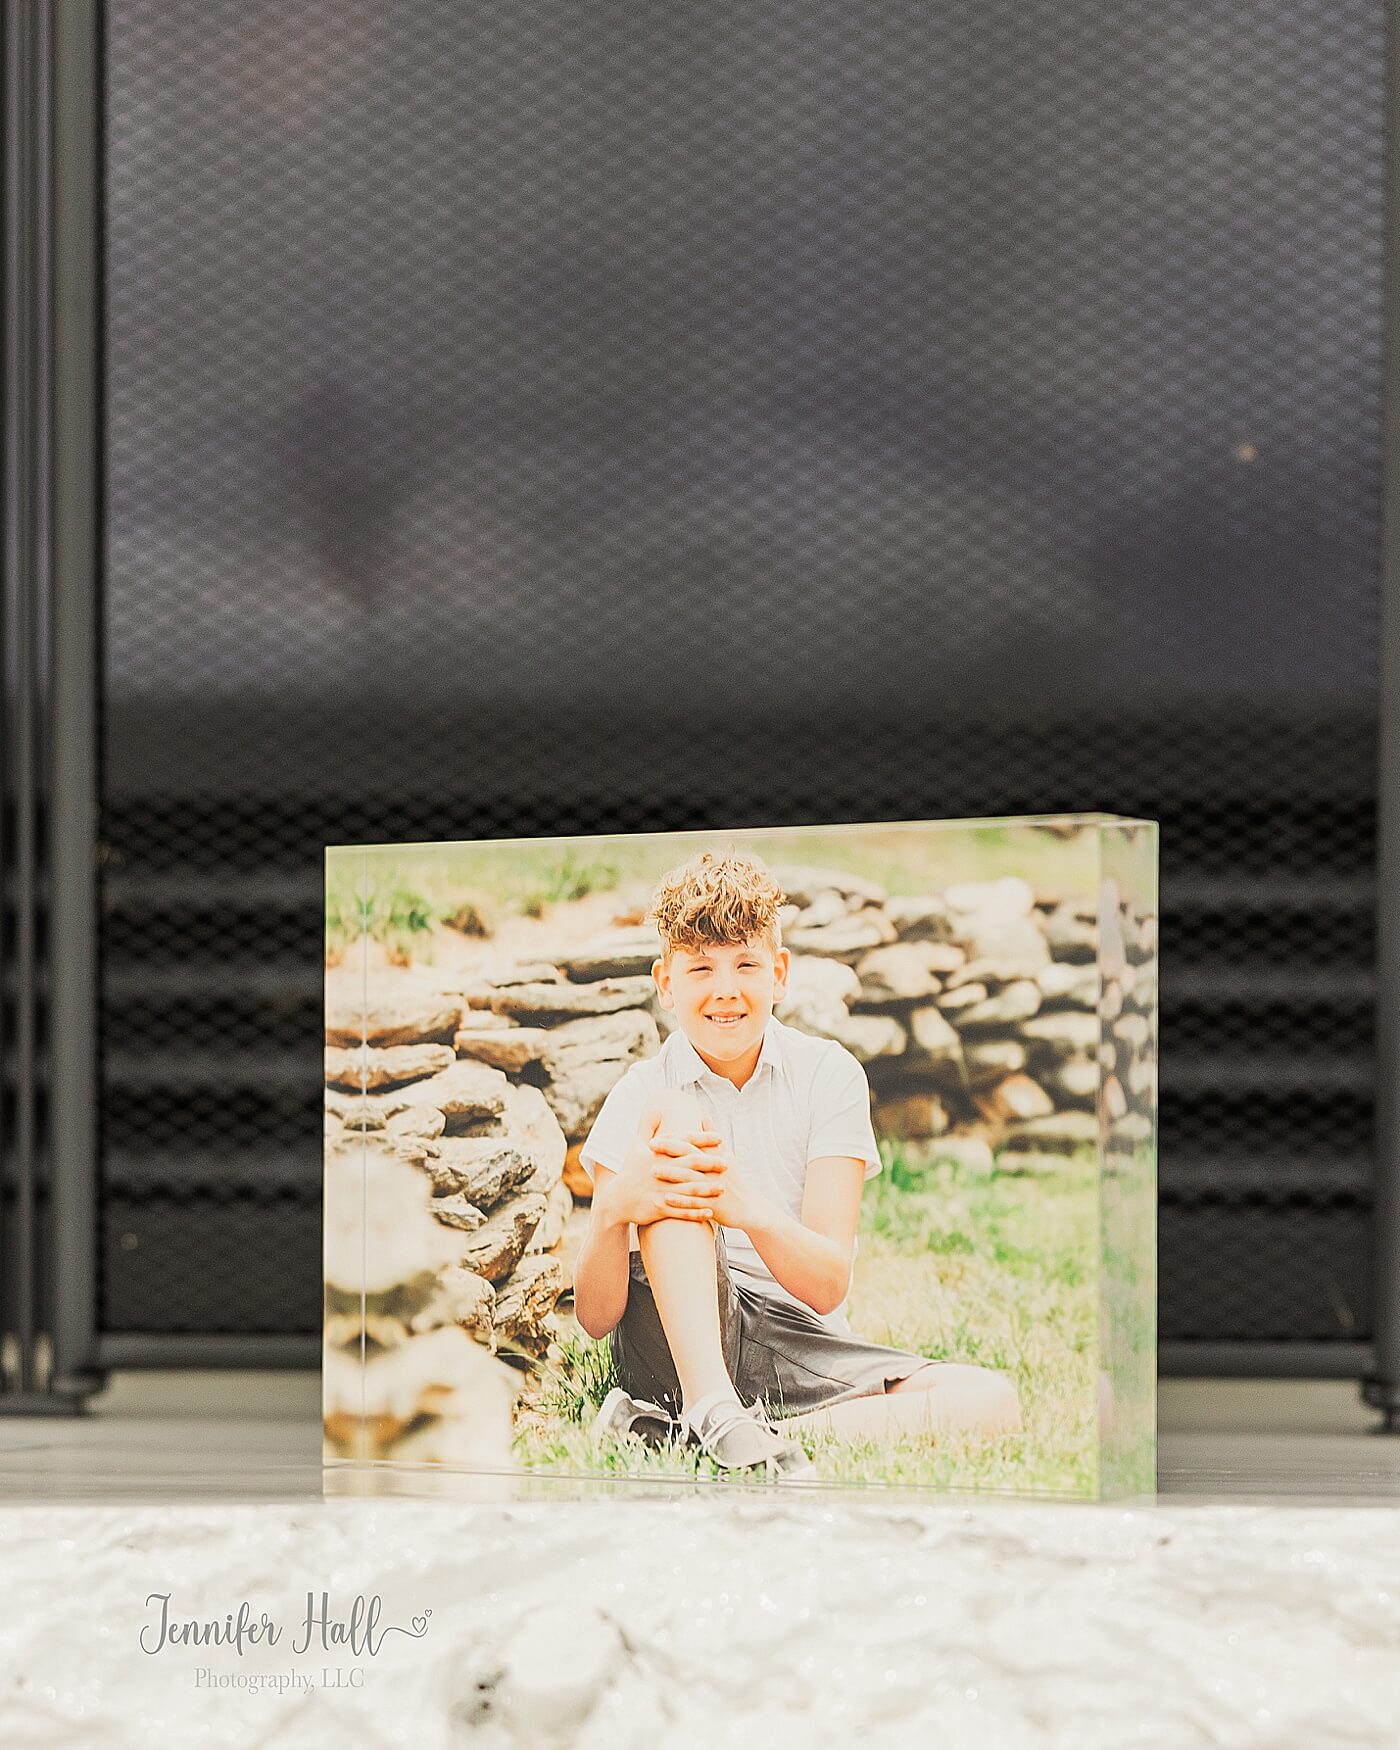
103, 1087, 322, 1155
1170, 1001, 1374, 1059
1160, 1195, 1373, 1343
102, 0, 1384, 1352
102, 1191, 322, 1334
1163, 1092, 1373, 1161
102, 996, 323, 1056
1163, 906, 1375, 971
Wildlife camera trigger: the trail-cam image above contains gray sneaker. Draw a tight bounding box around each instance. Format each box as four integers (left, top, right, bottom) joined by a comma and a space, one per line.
590, 1386, 677, 1450
684, 1398, 812, 1477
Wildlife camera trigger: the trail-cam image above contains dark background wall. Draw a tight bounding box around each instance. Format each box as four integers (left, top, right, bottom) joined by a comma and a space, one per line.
100, 1, 1383, 1355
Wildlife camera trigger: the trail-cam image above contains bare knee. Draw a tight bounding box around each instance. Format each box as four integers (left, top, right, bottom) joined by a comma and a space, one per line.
895, 1363, 1023, 1437
978, 1371, 1023, 1436
636, 1212, 718, 1253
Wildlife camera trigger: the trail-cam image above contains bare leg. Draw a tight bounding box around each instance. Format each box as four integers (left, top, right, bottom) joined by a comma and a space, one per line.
779, 1363, 1023, 1442
633, 1090, 735, 1407
635, 1215, 734, 1404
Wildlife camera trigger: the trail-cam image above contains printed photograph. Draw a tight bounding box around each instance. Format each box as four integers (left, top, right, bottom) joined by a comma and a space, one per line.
323, 816, 1156, 1497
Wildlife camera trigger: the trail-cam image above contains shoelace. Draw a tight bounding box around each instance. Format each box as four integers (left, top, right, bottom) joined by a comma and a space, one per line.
693, 1400, 776, 1449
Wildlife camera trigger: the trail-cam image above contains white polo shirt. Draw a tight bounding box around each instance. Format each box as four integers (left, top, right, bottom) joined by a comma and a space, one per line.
578, 1015, 882, 1331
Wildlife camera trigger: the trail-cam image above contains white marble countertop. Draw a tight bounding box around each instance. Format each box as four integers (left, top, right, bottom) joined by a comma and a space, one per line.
2, 1494, 1398, 1748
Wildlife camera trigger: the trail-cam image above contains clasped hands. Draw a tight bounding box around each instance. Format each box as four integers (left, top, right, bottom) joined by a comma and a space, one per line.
599, 1104, 756, 1231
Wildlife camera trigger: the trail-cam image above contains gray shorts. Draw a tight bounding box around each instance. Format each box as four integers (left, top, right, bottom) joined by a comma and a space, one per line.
610, 1227, 944, 1420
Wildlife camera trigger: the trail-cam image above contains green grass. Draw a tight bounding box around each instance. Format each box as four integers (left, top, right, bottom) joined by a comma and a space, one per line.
325, 847, 626, 959
325, 867, 440, 964
330, 820, 1111, 932
515, 848, 622, 918
536, 1328, 620, 1424
513, 1143, 1113, 1497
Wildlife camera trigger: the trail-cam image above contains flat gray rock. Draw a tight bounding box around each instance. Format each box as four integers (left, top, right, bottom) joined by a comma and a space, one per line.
490, 976, 656, 1020
1020, 1012, 1100, 1057
325, 996, 463, 1049
906, 1005, 962, 1060
1000, 1110, 1100, 1153
452, 1025, 553, 1072
541, 1009, 659, 1073
824, 1010, 908, 1062
323, 1043, 456, 1092
458, 1192, 548, 1285
409, 1059, 510, 1124
430, 1194, 489, 1233
882, 895, 956, 943
551, 933, 661, 981
493, 1254, 568, 1357
964, 1039, 1029, 1083
952, 979, 1043, 1030
784, 915, 898, 962
770, 864, 889, 908
424, 1139, 535, 1209
854, 943, 947, 1002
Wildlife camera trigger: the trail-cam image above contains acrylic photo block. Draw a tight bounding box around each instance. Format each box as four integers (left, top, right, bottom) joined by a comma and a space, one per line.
322, 815, 1157, 1500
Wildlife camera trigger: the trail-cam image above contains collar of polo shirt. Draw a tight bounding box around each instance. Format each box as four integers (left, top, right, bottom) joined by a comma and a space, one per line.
670, 1014, 789, 1090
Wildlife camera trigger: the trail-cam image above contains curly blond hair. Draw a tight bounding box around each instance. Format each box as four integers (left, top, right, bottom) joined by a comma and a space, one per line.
647, 848, 787, 957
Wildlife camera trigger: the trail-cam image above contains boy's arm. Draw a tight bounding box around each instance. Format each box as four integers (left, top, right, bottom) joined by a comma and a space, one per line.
571, 1164, 633, 1340
571, 1112, 717, 1339
742, 1156, 865, 1316
571, 1071, 647, 1341
747, 1044, 879, 1313
659, 1141, 865, 1316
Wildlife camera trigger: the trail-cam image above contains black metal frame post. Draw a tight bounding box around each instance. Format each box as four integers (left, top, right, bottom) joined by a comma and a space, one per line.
1364, 0, 1400, 1432
46, 0, 103, 1403
1, 0, 103, 1413
2, 0, 44, 1405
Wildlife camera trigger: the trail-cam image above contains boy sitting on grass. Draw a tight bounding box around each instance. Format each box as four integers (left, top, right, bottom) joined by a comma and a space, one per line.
572, 848, 1023, 1476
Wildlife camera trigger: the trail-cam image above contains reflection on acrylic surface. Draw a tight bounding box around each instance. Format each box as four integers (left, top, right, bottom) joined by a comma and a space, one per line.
323, 815, 1156, 1499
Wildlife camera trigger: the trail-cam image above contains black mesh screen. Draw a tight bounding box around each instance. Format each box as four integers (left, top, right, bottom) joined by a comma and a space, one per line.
103, 1, 1383, 1348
